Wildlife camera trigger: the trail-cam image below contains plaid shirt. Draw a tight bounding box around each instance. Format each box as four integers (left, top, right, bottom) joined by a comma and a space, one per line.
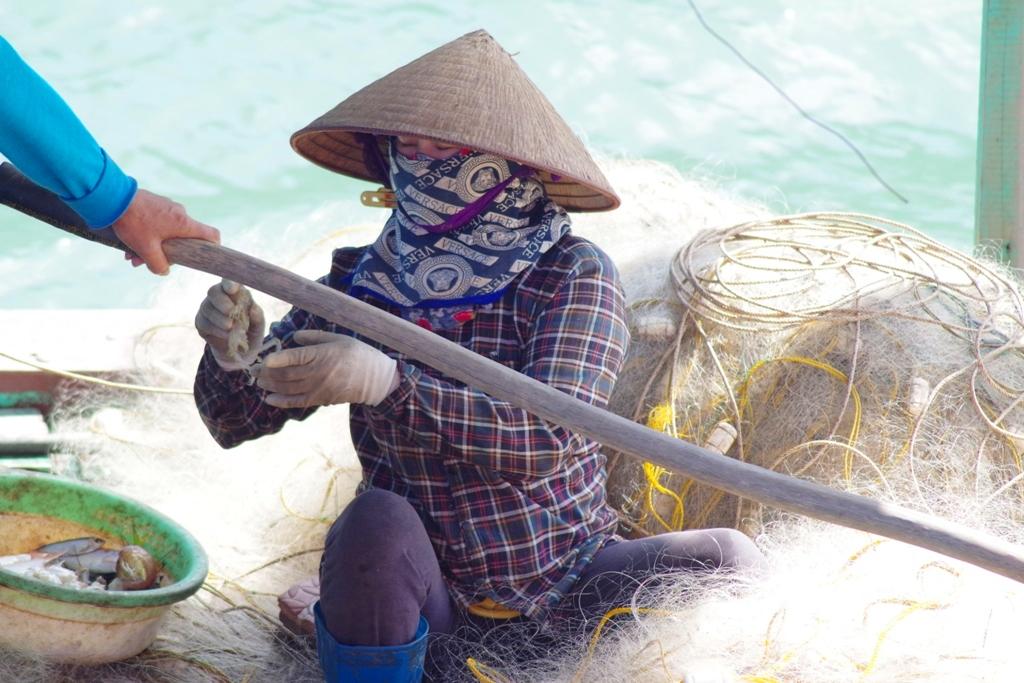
194, 231, 629, 619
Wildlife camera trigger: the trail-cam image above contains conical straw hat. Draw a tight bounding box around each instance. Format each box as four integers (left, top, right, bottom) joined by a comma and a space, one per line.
290, 29, 619, 212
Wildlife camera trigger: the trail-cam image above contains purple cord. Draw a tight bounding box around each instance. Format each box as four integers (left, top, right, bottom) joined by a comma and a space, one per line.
403, 167, 534, 234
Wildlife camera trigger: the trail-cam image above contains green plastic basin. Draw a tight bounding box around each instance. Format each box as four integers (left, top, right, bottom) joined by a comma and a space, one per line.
0, 469, 208, 663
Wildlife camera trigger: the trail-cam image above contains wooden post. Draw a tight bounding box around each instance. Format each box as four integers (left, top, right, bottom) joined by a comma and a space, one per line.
976, 0, 1024, 265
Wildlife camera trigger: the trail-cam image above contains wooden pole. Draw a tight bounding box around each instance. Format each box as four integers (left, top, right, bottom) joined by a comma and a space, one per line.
976, 0, 1024, 266
4, 162, 1024, 583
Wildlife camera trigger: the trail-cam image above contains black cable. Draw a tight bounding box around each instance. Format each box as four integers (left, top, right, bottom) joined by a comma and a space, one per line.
687, 0, 909, 204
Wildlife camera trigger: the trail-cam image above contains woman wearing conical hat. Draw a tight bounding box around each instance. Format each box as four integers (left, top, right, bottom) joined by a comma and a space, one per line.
193, 30, 762, 681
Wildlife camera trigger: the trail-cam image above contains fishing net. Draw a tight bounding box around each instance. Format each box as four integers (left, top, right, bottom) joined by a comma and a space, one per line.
455, 211, 1024, 682
606, 212, 1024, 537
450, 209, 1024, 682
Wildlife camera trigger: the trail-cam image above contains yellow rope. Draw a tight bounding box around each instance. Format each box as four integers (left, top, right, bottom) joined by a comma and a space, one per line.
646, 352, 866, 531
276, 453, 354, 524
856, 600, 943, 678
0, 350, 192, 395
572, 607, 678, 683
843, 540, 886, 570
642, 404, 690, 531
466, 657, 512, 683
0, 352, 192, 395
738, 355, 862, 480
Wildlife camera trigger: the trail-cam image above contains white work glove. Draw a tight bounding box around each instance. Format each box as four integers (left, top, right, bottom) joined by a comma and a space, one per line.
255, 330, 399, 408
194, 279, 266, 371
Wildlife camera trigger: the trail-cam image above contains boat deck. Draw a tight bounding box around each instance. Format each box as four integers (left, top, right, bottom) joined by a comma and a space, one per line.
0, 309, 165, 471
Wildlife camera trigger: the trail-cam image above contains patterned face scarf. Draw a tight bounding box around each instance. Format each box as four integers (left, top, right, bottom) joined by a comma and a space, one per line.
346, 139, 571, 330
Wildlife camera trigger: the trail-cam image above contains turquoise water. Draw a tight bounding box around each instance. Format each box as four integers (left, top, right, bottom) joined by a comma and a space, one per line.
0, 1, 981, 308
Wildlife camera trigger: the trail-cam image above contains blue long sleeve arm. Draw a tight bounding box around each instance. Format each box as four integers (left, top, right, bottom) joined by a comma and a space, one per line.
0, 35, 136, 228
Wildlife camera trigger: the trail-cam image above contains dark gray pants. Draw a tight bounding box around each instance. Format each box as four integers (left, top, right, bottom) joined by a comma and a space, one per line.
319, 489, 764, 648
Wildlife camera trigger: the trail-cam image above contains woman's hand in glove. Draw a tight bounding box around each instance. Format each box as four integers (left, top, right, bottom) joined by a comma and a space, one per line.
256, 330, 399, 408
194, 278, 266, 370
